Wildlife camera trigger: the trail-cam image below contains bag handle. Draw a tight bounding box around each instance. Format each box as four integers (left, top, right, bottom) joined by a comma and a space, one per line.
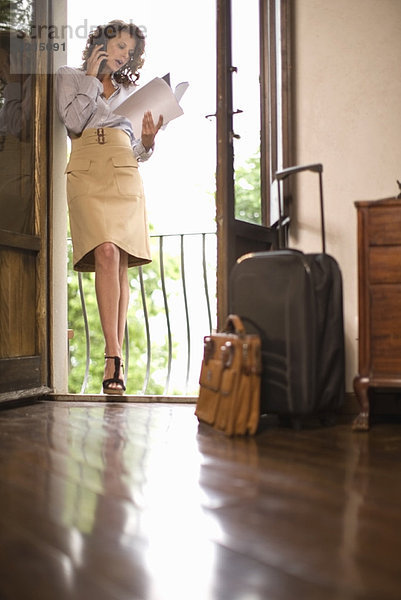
275, 163, 325, 253
224, 314, 246, 335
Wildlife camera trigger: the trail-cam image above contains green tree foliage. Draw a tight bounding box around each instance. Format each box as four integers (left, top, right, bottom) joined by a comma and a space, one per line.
0, 1, 32, 31
234, 152, 261, 225
0, 0, 32, 106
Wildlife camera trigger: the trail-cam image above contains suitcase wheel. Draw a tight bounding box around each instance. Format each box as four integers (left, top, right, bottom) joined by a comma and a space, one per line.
291, 417, 303, 431
319, 413, 337, 427
278, 415, 303, 431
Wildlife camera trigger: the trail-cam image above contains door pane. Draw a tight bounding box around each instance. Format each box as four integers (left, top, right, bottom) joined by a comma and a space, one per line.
231, 0, 261, 225
0, 3, 34, 234
0, 0, 43, 386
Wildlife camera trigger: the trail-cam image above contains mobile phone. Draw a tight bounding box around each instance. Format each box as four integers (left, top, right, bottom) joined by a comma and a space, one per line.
92, 32, 108, 71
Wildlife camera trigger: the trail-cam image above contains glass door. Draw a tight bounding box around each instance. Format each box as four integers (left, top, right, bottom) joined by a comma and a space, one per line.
231, 0, 262, 225
0, 0, 50, 399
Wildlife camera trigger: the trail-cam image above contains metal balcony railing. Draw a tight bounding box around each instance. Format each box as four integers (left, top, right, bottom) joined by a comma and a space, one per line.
67, 232, 217, 396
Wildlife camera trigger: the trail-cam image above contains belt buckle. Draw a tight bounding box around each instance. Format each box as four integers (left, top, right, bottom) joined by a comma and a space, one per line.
96, 127, 105, 144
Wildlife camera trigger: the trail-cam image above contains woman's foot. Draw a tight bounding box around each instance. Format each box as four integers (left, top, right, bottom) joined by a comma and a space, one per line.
102, 355, 126, 395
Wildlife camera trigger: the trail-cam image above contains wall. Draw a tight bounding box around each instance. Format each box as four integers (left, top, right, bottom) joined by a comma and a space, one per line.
291, 0, 401, 391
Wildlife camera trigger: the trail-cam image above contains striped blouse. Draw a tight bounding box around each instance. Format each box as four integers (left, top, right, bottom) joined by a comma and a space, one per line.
55, 65, 152, 162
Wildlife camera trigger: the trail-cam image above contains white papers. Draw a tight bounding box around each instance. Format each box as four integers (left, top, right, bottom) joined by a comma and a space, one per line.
114, 76, 188, 138
174, 81, 189, 104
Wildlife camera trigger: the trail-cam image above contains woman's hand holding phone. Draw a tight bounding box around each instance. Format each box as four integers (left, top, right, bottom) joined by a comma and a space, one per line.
86, 44, 108, 77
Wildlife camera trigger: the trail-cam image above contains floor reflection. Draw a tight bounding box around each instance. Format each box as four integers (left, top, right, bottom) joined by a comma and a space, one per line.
46, 403, 219, 599
1, 402, 401, 599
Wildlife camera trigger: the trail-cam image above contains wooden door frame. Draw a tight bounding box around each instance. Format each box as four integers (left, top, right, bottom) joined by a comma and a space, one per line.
215, 0, 293, 326
0, 0, 51, 401
216, 0, 235, 328
35, 0, 51, 391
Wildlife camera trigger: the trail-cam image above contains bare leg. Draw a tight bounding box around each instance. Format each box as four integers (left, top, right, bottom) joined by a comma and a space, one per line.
94, 242, 124, 391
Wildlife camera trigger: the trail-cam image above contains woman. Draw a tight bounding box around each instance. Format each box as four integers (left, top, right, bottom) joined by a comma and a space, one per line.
56, 20, 162, 395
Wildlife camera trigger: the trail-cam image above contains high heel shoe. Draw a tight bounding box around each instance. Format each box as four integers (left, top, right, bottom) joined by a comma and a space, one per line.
102, 355, 126, 395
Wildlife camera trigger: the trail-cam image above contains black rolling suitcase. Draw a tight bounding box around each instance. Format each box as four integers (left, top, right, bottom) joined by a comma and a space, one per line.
229, 164, 345, 427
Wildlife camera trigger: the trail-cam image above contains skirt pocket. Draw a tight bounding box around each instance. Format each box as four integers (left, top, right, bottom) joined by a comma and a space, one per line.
65, 157, 91, 200
112, 154, 142, 196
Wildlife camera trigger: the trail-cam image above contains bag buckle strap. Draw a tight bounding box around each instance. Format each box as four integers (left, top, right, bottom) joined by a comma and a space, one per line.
203, 337, 215, 364
96, 127, 106, 144
221, 341, 235, 369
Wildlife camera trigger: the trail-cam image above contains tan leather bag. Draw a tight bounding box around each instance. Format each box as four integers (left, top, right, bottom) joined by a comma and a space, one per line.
195, 315, 262, 436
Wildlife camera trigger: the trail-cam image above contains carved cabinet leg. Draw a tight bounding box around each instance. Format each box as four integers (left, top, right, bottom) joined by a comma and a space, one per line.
352, 376, 370, 431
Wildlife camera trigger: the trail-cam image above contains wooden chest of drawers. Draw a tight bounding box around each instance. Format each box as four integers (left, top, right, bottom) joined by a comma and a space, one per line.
353, 198, 401, 430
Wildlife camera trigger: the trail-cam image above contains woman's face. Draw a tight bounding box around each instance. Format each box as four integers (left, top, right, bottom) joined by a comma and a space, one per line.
105, 31, 136, 72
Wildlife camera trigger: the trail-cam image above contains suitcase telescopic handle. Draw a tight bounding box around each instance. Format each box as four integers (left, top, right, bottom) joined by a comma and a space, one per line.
275, 163, 326, 253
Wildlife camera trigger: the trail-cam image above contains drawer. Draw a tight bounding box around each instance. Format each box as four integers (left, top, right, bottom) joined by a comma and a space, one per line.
369, 246, 401, 283
368, 206, 401, 245
370, 284, 401, 375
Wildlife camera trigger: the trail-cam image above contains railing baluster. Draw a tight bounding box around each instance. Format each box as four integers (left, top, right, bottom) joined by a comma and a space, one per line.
139, 265, 151, 394
69, 232, 217, 395
180, 235, 191, 394
124, 322, 129, 387
202, 233, 213, 334
78, 272, 90, 394
159, 236, 172, 394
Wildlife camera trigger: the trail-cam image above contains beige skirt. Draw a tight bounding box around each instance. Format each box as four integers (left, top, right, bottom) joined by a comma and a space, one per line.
65, 128, 151, 272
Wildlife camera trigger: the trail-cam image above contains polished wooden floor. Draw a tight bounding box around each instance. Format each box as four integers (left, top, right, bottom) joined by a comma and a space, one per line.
0, 400, 401, 600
